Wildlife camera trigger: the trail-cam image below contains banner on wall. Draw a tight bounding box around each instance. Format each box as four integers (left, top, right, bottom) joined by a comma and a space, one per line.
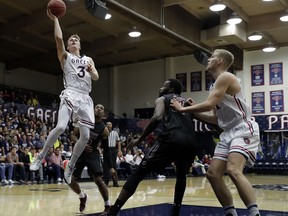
269, 62, 283, 85
253, 114, 288, 131
270, 90, 284, 112
251, 64, 264, 86
205, 71, 214, 91
3, 103, 288, 132
176, 73, 187, 92
252, 92, 265, 114
190, 71, 202, 92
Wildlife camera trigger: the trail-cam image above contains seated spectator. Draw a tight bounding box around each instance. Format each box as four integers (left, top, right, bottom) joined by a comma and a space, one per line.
116, 151, 133, 176
0, 157, 14, 185
19, 147, 36, 183
191, 155, 206, 176
124, 149, 134, 166
6, 146, 26, 183
46, 147, 63, 183
65, 145, 73, 159
202, 154, 212, 170
133, 149, 144, 167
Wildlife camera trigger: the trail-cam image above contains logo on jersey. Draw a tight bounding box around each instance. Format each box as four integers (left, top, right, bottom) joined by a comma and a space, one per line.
244, 137, 250, 144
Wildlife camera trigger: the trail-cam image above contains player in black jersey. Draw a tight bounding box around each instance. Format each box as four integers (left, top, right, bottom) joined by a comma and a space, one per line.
107, 79, 200, 216
68, 104, 111, 215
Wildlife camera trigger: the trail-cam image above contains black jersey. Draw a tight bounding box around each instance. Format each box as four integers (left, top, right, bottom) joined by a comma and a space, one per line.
89, 121, 106, 151
162, 93, 195, 133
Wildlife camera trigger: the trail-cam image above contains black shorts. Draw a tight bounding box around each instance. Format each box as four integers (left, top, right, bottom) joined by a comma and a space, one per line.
73, 150, 103, 179
139, 129, 199, 173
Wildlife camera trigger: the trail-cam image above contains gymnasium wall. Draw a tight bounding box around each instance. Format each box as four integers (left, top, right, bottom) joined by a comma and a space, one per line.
0, 46, 287, 118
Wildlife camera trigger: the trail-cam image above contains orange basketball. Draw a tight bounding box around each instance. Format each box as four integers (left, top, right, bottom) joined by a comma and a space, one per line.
47, 0, 66, 18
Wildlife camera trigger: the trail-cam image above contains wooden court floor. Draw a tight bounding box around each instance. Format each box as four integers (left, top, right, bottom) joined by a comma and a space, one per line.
0, 174, 287, 216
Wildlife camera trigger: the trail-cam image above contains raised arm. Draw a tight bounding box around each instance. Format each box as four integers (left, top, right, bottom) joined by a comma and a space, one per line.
47, 9, 66, 63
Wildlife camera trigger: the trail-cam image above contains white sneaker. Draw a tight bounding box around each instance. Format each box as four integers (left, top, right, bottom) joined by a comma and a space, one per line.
57, 178, 62, 183
8, 179, 14, 184
1, 179, 9, 185
64, 161, 74, 184
30, 158, 41, 171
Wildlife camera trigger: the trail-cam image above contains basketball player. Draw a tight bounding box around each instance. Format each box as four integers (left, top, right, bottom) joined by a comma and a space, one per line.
30, 9, 99, 185
171, 49, 261, 216
107, 79, 200, 216
69, 104, 111, 214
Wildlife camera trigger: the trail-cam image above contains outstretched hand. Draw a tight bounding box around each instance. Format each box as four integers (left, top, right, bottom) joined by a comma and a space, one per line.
170, 98, 183, 111
127, 139, 140, 151
47, 9, 57, 21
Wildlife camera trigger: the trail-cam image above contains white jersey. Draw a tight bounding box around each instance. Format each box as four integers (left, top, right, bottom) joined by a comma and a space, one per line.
212, 79, 251, 130
62, 53, 92, 93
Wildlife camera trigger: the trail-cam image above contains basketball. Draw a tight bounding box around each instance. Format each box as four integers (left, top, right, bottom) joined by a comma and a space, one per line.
47, 0, 66, 18
63, 159, 69, 170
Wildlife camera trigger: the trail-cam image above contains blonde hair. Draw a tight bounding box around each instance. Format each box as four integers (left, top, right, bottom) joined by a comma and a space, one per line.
214, 49, 234, 69
66, 34, 81, 46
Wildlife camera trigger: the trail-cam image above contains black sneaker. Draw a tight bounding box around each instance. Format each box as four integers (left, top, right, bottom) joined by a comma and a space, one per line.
100, 205, 111, 215
79, 193, 88, 212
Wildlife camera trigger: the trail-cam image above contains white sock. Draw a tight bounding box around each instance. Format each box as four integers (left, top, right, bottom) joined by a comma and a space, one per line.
78, 191, 85, 198
224, 205, 238, 216
248, 204, 260, 216
105, 200, 111, 206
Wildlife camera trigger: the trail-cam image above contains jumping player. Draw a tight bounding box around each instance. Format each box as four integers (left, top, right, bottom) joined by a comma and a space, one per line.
171, 49, 261, 216
107, 79, 200, 216
30, 9, 99, 185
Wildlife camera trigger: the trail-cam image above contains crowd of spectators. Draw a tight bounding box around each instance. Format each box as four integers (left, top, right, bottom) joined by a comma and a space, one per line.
0, 86, 156, 186
0, 85, 214, 186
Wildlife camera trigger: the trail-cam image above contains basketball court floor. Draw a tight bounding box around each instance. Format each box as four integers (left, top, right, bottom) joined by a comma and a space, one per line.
0, 174, 287, 216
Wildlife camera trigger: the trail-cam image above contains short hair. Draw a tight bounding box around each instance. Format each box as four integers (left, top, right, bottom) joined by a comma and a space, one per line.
214, 49, 234, 69
167, 79, 183, 95
66, 34, 81, 46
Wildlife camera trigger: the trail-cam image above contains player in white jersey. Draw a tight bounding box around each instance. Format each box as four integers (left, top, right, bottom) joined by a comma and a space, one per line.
171, 49, 260, 216
30, 9, 99, 185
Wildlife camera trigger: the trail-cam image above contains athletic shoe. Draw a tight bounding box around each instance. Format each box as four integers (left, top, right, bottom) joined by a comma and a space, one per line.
79, 193, 88, 212
1, 179, 9, 185
8, 179, 14, 184
64, 161, 74, 184
30, 158, 41, 171
100, 205, 111, 215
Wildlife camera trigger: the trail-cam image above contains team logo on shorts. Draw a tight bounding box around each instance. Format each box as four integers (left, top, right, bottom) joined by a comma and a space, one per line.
244, 138, 250, 144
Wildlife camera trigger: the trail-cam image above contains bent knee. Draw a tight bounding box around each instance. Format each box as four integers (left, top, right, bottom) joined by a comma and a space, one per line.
226, 168, 242, 180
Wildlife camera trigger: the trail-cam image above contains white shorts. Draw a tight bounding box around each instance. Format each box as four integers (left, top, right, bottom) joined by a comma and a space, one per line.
60, 89, 95, 129
214, 120, 260, 167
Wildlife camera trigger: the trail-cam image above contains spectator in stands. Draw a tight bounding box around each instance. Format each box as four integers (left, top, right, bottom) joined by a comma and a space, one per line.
6, 146, 26, 183
47, 147, 63, 183
116, 151, 133, 176
133, 149, 144, 166
19, 147, 35, 183
124, 149, 134, 166
29, 146, 44, 183
0, 153, 14, 185
0, 91, 4, 105
34, 134, 45, 150
191, 155, 206, 175
65, 145, 73, 159
202, 154, 212, 169
27, 93, 39, 107
30, 9, 99, 186
51, 98, 58, 109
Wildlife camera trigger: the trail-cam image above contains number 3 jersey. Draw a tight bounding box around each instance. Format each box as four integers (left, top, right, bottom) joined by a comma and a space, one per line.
62, 52, 92, 93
